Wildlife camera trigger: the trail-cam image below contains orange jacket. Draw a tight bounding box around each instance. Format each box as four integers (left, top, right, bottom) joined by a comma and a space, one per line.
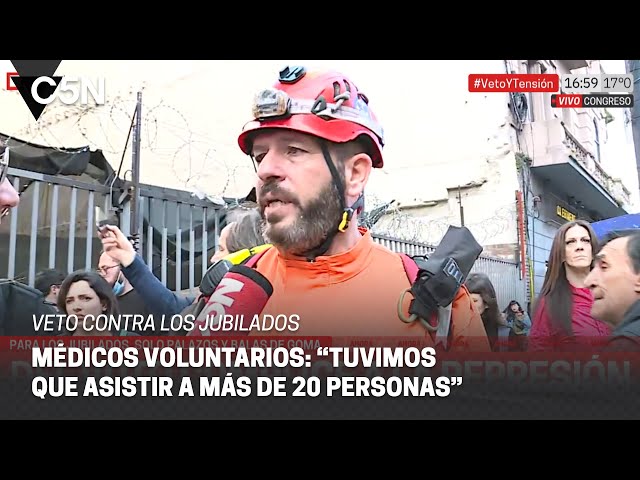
249, 229, 490, 352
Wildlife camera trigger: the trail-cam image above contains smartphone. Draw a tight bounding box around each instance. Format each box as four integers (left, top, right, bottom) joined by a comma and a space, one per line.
95, 206, 119, 236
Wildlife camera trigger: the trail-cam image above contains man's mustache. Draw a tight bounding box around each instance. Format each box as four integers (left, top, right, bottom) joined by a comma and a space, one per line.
258, 182, 299, 207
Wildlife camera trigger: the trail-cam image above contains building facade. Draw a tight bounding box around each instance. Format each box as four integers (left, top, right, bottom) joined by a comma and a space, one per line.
516, 60, 631, 299
375, 59, 633, 305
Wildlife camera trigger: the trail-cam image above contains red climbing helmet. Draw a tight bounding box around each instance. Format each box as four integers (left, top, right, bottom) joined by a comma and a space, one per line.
237, 65, 385, 168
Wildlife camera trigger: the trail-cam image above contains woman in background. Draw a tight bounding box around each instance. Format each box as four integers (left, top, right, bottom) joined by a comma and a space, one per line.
56, 270, 130, 336
503, 300, 531, 351
528, 219, 610, 351
465, 273, 508, 351
210, 208, 265, 263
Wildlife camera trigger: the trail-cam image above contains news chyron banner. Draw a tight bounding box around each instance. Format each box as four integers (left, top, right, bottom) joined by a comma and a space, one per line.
1, 330, 640, 420
468, 72, 635, 108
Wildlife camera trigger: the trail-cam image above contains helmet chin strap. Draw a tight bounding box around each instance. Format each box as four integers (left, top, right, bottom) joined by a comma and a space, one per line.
302, 141, 364, 262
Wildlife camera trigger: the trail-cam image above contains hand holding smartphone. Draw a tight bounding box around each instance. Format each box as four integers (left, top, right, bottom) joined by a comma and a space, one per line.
95, 206, 118, 238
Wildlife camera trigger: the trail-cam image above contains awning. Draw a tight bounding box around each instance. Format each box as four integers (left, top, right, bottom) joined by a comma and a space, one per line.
591, 213, 640, 240
531, 156, 627, 221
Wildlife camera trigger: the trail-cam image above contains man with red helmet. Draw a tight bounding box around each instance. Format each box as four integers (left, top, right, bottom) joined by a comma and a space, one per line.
234, 65, 489, 349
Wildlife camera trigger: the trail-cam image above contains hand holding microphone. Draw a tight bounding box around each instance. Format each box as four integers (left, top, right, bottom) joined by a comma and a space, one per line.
189, 265, 274, 336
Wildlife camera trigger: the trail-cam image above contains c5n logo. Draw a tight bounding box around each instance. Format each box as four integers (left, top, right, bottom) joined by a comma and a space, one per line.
8, 60, 105, 121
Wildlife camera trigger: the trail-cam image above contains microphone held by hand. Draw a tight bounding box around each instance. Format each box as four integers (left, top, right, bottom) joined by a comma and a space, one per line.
189, 265, 273, 336
406, 225, 483, 328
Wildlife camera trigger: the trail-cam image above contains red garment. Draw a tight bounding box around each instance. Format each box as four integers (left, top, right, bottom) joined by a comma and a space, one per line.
528, 285, 611, 352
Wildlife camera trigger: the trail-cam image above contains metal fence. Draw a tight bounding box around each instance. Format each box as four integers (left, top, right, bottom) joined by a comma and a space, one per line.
372, 233, 528, 311
2, 169, 527, 312
1, 168, 223, 292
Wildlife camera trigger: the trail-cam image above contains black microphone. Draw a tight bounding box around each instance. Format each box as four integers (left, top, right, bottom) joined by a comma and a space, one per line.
406, 225, 483, 329
199, 259, 233, 297
188, 265, 273, 337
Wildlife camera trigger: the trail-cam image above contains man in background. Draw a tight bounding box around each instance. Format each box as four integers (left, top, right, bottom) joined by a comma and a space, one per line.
34, 269, 66, 311
585, 229, 640, 350
1, 145, 59, 334
97, 251, 157, 335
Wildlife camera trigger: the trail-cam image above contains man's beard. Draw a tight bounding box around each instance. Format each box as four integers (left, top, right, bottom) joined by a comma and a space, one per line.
259, 180, 342, 256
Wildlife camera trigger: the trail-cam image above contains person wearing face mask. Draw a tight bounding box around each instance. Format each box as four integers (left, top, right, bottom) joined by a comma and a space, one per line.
97, 205, 266, 327
97, 251, 156, 335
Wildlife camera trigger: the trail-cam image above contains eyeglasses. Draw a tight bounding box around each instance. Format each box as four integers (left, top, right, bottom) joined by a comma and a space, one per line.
249, 88, 385, 145
97, 264, 119, 275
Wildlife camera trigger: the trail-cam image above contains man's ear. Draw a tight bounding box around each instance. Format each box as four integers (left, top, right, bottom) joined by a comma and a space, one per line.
344, 153, 372, 198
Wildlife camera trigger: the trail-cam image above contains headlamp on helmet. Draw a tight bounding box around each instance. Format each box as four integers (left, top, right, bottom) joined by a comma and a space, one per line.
252, 89, 291, 121
238, 67, 386, 168
250, 87, 384, 144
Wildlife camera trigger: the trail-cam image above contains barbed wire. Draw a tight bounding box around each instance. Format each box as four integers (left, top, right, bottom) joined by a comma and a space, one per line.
3, 88, 248, 197
4, 87, 518, 240
365, 191, 517, 245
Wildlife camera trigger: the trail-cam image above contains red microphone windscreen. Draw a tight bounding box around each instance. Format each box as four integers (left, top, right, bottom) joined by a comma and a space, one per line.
188, 265, 273, 336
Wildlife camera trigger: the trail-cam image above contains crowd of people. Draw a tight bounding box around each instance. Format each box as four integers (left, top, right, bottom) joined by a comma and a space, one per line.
1, 65, 640, 352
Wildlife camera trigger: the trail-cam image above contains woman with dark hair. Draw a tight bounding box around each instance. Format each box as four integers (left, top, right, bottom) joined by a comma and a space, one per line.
503, 300, 531, 351
465, 272, 507, 351
528, 219, 610, 351
57, 270, 131, 336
